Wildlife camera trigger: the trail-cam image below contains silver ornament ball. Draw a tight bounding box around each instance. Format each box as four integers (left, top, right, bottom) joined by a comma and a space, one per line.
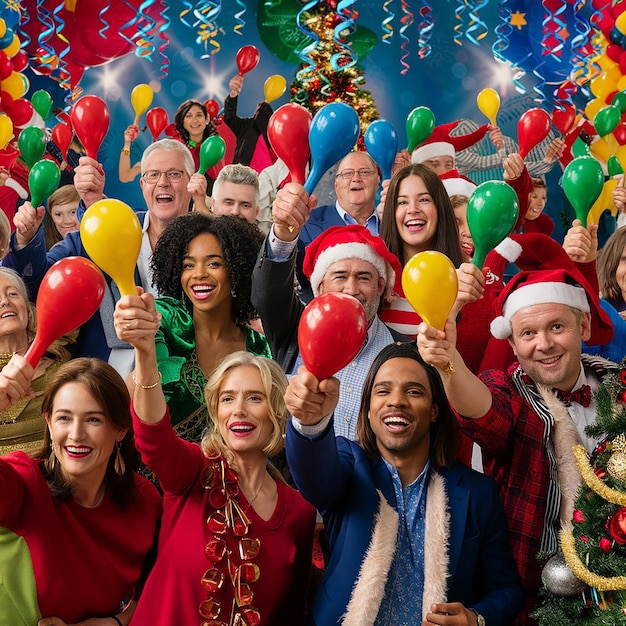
541, 552, 586, 596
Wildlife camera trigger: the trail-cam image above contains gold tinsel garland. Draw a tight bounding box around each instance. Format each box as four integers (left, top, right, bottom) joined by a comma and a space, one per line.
573, 444, 626, 505
561, 529, 626, 591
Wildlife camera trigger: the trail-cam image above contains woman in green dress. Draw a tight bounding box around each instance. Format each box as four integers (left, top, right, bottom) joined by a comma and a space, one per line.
141, 212, 270, 443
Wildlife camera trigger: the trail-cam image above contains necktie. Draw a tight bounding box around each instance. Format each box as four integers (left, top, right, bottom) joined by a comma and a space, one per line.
553, 384, 592, 408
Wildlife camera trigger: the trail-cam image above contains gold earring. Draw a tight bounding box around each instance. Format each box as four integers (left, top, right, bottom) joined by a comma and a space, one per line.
114, 441, 125, 476
45, 440, 57, 472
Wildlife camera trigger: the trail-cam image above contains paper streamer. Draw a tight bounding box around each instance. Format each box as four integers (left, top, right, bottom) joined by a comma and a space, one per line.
194, 1, 222, 57
381, 0, 394, 44
571, 7, 601, 89
399, 0, 414, 75
465, 0, 489, 46
331, 0, 357, 71
453, 0, 466, 47
417, 1, 433, 59
51, 0, 71, 95
541, 0, 567, 62
233, 0, 246, 35
491, 0, 512, 65
179, 0, 195, 30
296, 0, 321, 82
156, 0, 171, 80
133, 0, 158, 60
36, 0, 57, 75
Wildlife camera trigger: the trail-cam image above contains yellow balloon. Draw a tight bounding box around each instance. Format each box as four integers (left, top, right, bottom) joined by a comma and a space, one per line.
401, 251, 458, 331
1, 71, 27, 99
3, 34, 20, 59
476, 88, 500, 126
617, 144, 626, 172
590, 137, 610, 163
590, 70, 619, 100
0, 113, 13, 149
130, 83, 153, 123
588, 179, 618, 225
264, 74, 286, 103
584, 98, 603, 124
0, 19, 6, 40
617, 11, 626, 35
596, 51, 617, 72
80, 199, 143, 297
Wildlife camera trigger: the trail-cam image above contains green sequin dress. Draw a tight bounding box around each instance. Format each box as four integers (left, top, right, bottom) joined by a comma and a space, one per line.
155, 297, 271, 444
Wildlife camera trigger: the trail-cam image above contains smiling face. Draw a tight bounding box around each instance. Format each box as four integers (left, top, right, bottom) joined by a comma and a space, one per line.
181, 232, 232, 316
216, 366, 273, 457
211, 181, 259, 224
453, 201, 474, 262
368, 357, 438, 462
140, 148, 192, 228
422, 155, 455, 176
46, 381, 127, 486
508, 303, 591, 391
0, 274, 29, 343
183, 104, 209, 143
334, 152, 380, 216
394, 174, 439, 257
50, 201, 79, 237
526, 186, 547, 221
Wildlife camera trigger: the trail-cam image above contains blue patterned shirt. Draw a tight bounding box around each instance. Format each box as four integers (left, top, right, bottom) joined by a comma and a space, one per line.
375, 460, 430, 626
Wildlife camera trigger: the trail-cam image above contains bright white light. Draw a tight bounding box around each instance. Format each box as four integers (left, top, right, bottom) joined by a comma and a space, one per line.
200, 55, 236, 102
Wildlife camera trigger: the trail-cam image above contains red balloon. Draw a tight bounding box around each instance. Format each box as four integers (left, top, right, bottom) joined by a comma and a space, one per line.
552, 103, 576, 135
164, 122, 179, 139
0, 51, 12, 81
204, 99, 219, 119
146, 106, 169, 141
267, 103, 312, 186
614, 121, 626, 145
236, 45, 260, 76
1, 91, 13, 114
517, 108, 551, 159
52, 122, 73, 161
297, 293, 368, 380
607, 43, 623, 63
11, 50, 28, 73
9, 98, 34, 128
24, 257, 106, 368
71, 95, 110, 159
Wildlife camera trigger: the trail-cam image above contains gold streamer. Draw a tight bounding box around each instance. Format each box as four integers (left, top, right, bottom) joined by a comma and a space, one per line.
574, 444, 626, 506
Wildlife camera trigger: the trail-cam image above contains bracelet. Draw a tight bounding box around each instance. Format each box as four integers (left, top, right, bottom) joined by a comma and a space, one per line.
132, 372, 162, 389
121, 148, 130, 155
111, 617, 123, 626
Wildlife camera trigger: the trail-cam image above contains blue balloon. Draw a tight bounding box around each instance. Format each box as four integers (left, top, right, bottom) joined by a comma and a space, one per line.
0, 27, 13, 50
610, 26, 624, 45
0, 6, 20, 30
364, 119, 398, 181
304, 102, 360, 195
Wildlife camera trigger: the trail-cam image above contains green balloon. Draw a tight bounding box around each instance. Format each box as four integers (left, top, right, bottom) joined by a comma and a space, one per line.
467, 181, 519, 270
406, 106, 435, 154
612, 90, 626, 114
561, 156, 604, 227
31, 89, 53, 121
197, 135, 226, 175
608, 154, 624, 177
28, 160, 60, 208
17, 126, 45, 169
594, 105, 621, 138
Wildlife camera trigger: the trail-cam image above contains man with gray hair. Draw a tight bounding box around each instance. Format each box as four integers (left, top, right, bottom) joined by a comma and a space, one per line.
210, 163, 260, 225
7, 138, 207, 375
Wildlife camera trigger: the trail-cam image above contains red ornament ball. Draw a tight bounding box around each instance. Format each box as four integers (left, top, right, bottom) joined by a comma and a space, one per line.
599, 537, 613, 553
608, 507, 626, 544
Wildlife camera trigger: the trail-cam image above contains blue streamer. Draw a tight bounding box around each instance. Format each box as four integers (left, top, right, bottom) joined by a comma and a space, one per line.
18, 0, 31, 51
156, 0, 171, 80
399, 0, 414, 75
541, 0, 568, 62
295, 0, 321, 82
193, 1, 222, 58
133, 0, 158, 60
330, 0, 357, 71
35, 0, 57, 75
52, 0, 70, 95
453, 0, 466, 48
233, 0, 246, 35
531, 62, 548, 103
491, 0, 511, 64
118, 0, 141, 50
381, 0, 394, 44
179, 1, 196, 30
571, 0, 601, 90
417, 1, 434, 59
465, 0, 489, 47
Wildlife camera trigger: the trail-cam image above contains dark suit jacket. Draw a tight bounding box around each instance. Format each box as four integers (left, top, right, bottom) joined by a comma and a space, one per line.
287, 421, 524, 626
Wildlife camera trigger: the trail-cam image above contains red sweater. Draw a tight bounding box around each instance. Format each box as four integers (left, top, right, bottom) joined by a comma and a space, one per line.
131, 408, 316, 626
0, 452, 161, 623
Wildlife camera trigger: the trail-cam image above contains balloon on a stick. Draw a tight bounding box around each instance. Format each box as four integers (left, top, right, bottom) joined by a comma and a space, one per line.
236, 45, 260, 76
562, 156, 604, 227
29, 160, 60, 208
364, 120, 398, 181
130, 83, 153, 127
197, 135, 226, 175
476, 88, 500, 126
267, 103, 311, 185
518, 108, 551, 159
406, 106, 435, 154
70, 95, 110, 160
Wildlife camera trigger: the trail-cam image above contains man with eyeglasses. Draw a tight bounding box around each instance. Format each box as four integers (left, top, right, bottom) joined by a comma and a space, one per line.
7, 138, 208, 376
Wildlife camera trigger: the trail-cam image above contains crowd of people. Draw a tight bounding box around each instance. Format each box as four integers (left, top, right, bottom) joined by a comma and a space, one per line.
0, 88, 623, 626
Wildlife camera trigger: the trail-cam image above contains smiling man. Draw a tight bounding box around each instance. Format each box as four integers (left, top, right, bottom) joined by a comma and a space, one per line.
417, 236, 616, 624
210, 163, 260, 225
7, 139, 206, 376
285, 342, 523, 626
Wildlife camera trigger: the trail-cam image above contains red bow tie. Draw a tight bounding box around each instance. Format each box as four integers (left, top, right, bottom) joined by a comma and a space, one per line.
553, 385, 592, 408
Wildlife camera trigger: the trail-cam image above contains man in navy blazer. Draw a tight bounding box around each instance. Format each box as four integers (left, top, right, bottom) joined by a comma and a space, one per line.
286, 342, 523, 626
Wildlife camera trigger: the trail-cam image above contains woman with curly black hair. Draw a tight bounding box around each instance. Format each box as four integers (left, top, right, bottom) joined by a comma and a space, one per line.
143, 212, 270, 443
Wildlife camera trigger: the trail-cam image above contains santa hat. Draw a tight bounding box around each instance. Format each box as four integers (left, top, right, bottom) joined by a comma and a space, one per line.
489, 233, 614, 345
303, 225, 402, 298
411, 121, 490, 164
439, 168, 477, 198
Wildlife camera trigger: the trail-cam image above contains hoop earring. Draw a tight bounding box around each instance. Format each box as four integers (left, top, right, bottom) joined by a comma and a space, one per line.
231, 287, 236, 298
45, 440, 57, 472
114, 441, 125, 476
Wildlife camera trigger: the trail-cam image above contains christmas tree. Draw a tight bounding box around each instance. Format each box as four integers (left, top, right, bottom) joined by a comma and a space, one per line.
535, 358, 626, 625
289, 0, 379, 141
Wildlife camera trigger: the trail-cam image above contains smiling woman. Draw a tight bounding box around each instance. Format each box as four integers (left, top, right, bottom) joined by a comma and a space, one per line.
0, 267, 75, 455
145, 212, 270, 443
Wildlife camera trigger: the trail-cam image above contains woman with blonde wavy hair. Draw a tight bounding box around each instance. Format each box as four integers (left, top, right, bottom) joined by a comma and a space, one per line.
114, 291, 316, 626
